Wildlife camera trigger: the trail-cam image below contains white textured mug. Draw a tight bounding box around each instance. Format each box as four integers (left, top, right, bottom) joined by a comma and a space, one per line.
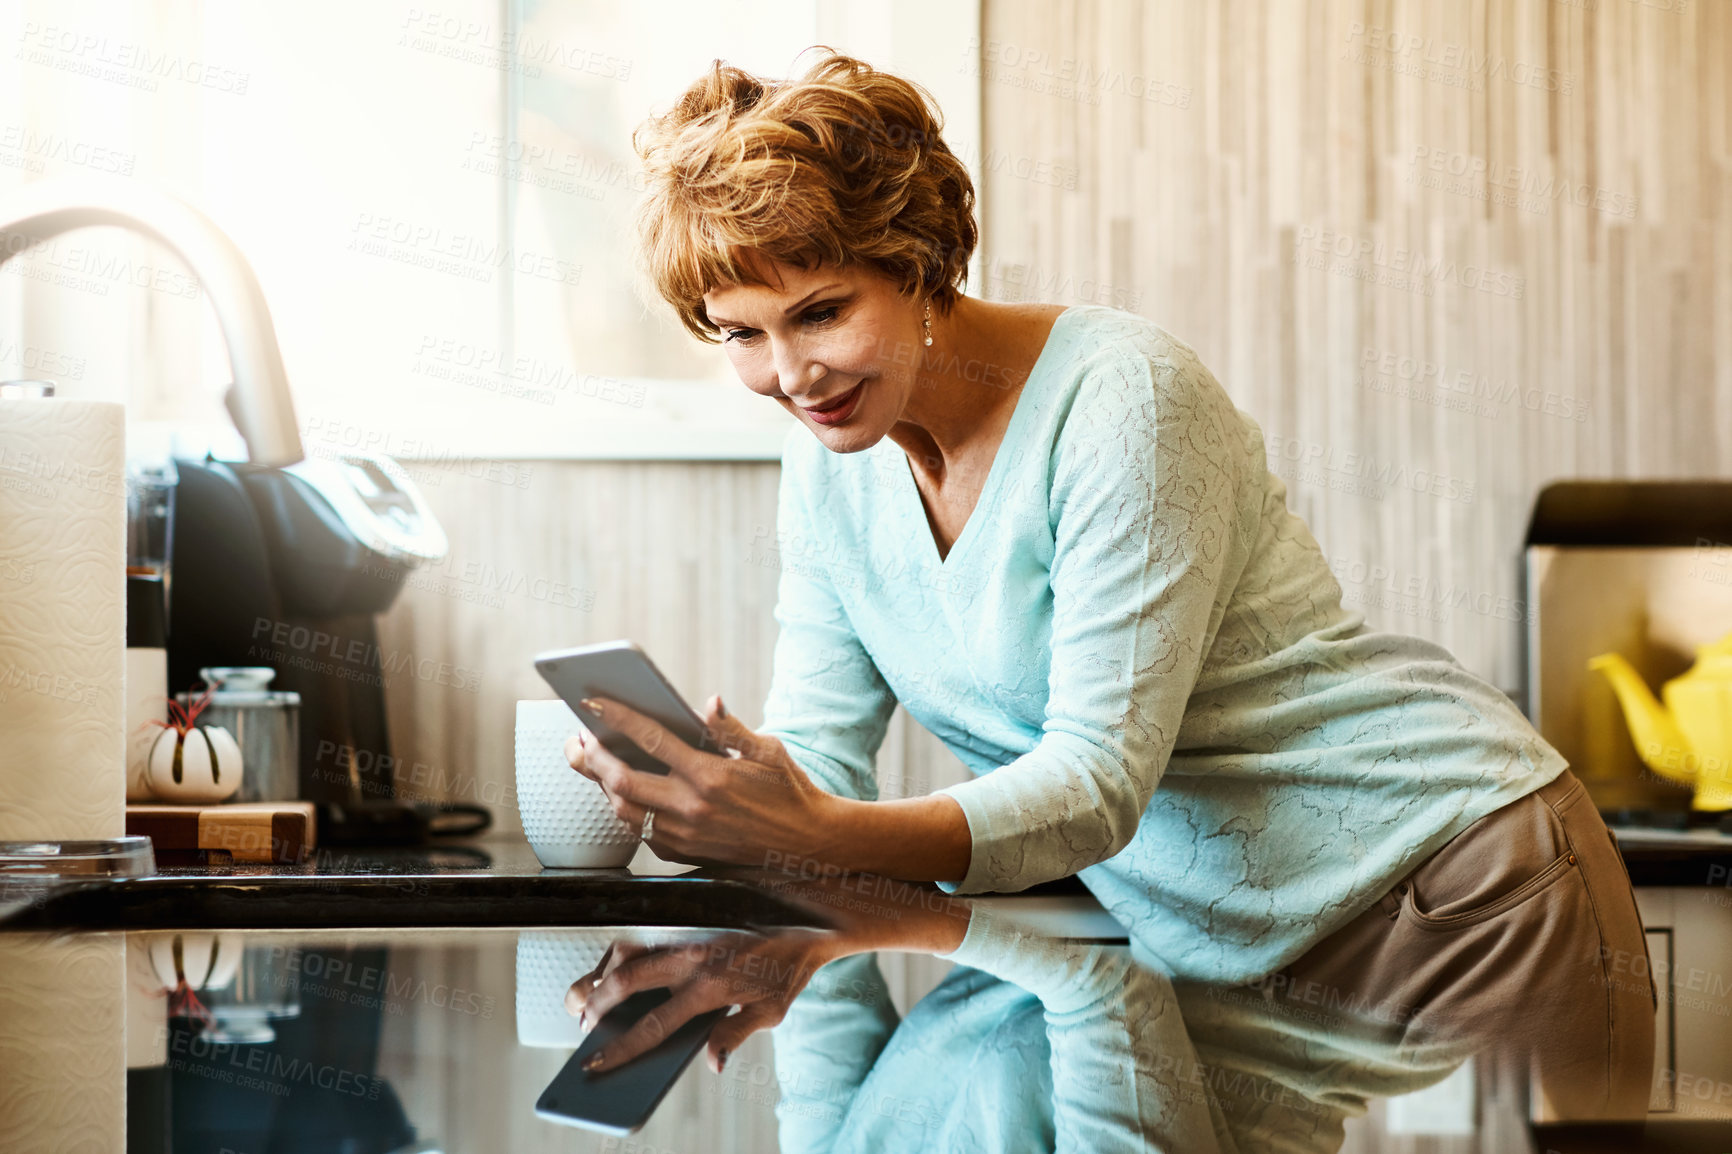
514, 699, 639, 868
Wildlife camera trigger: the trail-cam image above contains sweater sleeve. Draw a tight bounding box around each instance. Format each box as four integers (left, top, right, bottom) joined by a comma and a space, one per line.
934, 341, 1249, 893
757, 431, 899, 803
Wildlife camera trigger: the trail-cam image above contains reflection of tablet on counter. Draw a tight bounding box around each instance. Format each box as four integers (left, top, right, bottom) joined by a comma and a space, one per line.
535, 640, 730, 774
535, 987, 728, 1135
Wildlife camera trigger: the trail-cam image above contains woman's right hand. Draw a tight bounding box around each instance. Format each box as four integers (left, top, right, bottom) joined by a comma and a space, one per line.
564, 928, 841, 1075
559, 693, 852, 871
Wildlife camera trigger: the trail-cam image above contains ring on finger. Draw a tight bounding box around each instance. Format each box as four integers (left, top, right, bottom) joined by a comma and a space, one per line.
640, 807, 656, 842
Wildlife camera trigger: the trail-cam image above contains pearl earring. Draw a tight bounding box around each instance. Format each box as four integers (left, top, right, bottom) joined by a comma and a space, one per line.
923, 300, 933, 347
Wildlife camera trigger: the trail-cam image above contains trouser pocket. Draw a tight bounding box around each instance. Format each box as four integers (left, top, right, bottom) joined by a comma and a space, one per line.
1400, 789, 1576, 929
1402, 849, 1578, 930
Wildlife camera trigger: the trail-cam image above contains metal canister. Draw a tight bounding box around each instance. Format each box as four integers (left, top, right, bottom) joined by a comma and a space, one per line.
177, 667, 301, 802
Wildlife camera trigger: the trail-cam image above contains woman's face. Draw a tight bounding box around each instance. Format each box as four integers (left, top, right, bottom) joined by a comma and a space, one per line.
702, 257, 926, 451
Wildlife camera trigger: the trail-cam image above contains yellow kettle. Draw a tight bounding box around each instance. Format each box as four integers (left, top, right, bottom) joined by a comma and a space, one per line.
1588, 631, 1732, 813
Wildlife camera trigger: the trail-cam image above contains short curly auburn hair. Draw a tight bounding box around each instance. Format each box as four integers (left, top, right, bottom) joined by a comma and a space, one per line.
632, 48, 978, 343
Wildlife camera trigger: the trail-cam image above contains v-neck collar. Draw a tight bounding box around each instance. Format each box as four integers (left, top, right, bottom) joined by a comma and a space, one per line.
898, 307, 1076, 571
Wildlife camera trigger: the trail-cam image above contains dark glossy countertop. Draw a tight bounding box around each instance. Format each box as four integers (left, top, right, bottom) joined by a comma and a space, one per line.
0, 838, 856, 933
3, 835, 1730, 1152
1, 822, 1725, 936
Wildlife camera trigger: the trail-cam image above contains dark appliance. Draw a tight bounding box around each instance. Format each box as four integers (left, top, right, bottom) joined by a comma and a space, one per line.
167, 451, 449, 808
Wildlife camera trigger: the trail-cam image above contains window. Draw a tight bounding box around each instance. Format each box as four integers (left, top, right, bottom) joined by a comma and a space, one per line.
0, 0, 981, 460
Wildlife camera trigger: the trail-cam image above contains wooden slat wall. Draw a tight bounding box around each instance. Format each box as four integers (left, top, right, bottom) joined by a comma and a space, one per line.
977, 0, 1730, 693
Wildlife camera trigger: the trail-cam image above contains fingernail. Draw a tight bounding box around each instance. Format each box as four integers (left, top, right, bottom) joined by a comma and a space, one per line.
717, 698, 728, 719
718, 1047, 730, 1071
580, 697, 603, 717
582, 1053, 604, 1072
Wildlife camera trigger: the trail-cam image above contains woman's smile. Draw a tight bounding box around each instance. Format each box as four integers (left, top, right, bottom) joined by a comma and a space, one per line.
802, 381, 864, 425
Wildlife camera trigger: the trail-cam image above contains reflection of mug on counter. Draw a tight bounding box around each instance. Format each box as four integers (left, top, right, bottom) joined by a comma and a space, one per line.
515, 929, 616, 1048
515, 699, 638, 868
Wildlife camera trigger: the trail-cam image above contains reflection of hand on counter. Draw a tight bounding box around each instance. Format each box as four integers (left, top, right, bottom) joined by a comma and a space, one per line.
556, 874, 973, 1154
564, 929, 835, 1074
560, 873, 969, 1077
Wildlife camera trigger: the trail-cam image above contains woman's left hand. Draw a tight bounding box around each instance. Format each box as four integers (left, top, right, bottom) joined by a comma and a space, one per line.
563, 694, 837, 869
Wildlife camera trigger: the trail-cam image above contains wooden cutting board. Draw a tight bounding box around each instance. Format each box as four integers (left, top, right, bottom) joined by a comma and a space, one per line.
126, 801, 317, 865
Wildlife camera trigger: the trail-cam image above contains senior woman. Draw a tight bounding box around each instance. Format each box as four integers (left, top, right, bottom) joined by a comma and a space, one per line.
562, 49, 1655, 1137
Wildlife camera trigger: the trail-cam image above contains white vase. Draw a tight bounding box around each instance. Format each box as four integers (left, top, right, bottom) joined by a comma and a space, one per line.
144, 725, 243, 804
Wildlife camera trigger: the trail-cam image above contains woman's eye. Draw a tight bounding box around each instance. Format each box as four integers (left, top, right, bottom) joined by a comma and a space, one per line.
804, 307, 840, 325
724, 328, 758, 344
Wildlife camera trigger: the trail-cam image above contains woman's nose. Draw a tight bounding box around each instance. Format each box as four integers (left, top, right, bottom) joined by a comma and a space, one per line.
772, 339, 824, 398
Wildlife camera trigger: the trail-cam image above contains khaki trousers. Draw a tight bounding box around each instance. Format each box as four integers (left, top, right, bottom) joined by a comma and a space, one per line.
1270, 769, 1657, 1121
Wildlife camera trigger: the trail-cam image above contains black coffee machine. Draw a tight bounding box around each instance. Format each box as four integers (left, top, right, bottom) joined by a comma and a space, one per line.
167, 450, 452, 819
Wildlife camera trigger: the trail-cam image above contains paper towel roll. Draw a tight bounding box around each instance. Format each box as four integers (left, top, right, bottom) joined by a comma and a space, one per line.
0, 932, 126, 1152
0, 398, 126, 841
